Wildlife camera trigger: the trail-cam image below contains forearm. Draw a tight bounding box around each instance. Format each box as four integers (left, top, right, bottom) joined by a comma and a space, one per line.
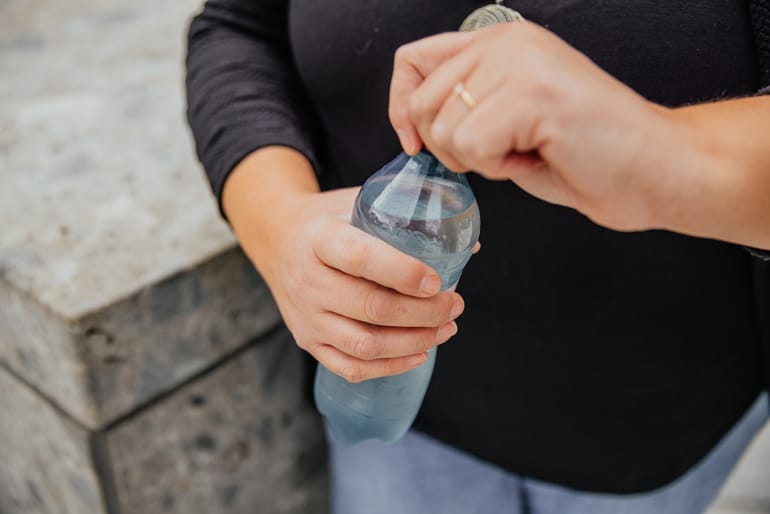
653, 97, 770, 250
222, 146, 320, 280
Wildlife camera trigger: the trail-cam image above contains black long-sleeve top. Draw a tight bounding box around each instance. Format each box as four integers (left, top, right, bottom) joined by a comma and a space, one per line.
187, 0, 766, 493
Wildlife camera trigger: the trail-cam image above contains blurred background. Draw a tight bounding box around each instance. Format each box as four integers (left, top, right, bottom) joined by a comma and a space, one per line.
0, 0, 768, 513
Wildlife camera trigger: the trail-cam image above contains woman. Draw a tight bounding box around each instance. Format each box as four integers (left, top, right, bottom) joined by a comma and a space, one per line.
186, 1, 770, 512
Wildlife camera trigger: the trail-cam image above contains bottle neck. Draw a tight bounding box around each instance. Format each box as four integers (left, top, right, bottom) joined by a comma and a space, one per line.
411, 150, 451, 179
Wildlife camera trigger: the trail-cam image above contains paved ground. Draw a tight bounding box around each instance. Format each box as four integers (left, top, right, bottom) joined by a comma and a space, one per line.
708, 420, 770, 514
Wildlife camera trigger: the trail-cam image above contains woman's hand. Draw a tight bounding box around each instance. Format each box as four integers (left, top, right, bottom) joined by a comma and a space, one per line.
261, 189, 464, 383
389, 22, 689, 232
224, 148, 463, 383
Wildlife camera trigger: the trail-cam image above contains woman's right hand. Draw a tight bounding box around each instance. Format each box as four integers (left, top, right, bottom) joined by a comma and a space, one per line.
224, 149, 464, 383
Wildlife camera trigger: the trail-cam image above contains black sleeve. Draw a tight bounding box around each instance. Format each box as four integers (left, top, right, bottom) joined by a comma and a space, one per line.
185, 0, 322, 214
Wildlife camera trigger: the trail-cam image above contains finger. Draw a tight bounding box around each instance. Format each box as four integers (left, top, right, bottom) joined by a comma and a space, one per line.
321, 268, 464, 327
446, 85, 542, 179
389, 31, 478, 155
313, 222, 443, 297
317, 312, 458, 360
501, 160, 577, 208
425, 72, 486, 171
408, 48, 478, 134
406, 53, 479, 171
311, 343, 429, 383
472, 241, 481, 254
451, 82, 562, 194
430, 61, 514, 173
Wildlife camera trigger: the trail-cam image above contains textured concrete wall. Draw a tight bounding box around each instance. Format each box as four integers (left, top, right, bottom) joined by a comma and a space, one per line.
0, 0, 248, 429
0, 368, 106, 514
0, 0, 329, 512
76, 248, 281, 427
0, 249, 281, 429
0, 328, 329, 514
106, 329, 328, 514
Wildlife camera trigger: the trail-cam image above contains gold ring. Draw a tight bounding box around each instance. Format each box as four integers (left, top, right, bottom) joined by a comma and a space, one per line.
453, 82, 477, 109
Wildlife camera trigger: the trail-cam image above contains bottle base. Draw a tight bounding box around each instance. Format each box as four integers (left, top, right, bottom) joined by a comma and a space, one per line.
323, 415, 409, 446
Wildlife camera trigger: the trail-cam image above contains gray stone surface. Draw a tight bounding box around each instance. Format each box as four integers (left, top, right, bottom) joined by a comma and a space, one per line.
0, 275, 95, 429
77, 248, 281, 427
0, 0, 285, 429
0, 0, 231, 320
0, 366, 106, 514
106, 328, 329, 514
0, 245, 281, 429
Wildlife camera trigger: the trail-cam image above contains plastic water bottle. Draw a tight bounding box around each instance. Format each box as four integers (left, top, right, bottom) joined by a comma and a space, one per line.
314, 151, 481, 445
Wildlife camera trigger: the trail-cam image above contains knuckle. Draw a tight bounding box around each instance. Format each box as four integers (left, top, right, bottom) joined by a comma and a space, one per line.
381, 360, 398, 377
393, 45, 410, 66
407, 93, 427, 123
346, 237, 373, 273
433, 296, 454, 325
340, 365, 365, 384
525, 71, 557, 102
364, 290, 396, 323
443, 157, 469, 173
413, 332, 435, 353
294, 335, 314, 352
404, 261, 427, 289
452, 128, 475, 157
388, 104, 400, 127
431, 308, 448, 327
430, 121, 450, 147
487, 167, 509, 180
351, 331, 378, 360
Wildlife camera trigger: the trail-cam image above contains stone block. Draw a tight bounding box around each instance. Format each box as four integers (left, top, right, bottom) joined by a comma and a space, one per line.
106, 327, 329, 514
0, 366, 105, 514
0, 277, 95, 430
0, 248, 281, 429
0, 0, 326, 512
0, 0, 285, 429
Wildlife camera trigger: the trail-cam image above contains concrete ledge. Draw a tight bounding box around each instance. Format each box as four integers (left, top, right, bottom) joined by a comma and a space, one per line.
0, 366, 106, 514
0, 0, 283, 429
0, 328, 328, 514
0, 248, 281, 429
105, 328, 328, 514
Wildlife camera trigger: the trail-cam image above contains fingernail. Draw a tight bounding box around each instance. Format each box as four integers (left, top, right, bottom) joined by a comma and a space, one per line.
437, 321, 458, 342
408, 353, 428, 367
450, 297, 464, 319
420, 274, 441, 295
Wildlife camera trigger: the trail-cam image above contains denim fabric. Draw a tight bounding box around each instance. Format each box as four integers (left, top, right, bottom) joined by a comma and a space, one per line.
329, 393, 769, 514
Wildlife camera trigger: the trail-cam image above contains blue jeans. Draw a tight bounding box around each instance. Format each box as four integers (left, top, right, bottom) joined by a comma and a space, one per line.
328, 393, 768, 514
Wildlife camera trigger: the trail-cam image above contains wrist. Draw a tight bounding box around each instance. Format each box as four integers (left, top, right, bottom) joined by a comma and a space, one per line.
635, 104, 710, 234
222, 147, 319, 222
221, 146, 320, 280
645, 105, 731, 238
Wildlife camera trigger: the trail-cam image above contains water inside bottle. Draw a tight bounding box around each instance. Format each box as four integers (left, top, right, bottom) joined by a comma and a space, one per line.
315, 152, 480, 445
352, 174, 479, 289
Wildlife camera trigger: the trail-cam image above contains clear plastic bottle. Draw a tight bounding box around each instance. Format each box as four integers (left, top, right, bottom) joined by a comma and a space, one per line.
314, 151, 481, 445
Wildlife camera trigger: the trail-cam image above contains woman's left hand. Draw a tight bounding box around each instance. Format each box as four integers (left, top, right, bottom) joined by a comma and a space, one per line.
389, 22, 692, 232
